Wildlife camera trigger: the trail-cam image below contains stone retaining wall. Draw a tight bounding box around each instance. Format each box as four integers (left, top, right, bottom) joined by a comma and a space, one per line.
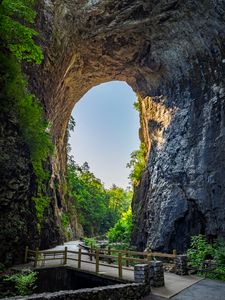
3, 283, 150, 300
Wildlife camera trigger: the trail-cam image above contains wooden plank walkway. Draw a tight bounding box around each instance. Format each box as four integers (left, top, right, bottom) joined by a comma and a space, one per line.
21, 241, 203, 298
33, 248, 135, 281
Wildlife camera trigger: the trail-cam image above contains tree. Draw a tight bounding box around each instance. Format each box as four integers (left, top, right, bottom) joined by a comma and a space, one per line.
107, 207, 133, 244
127, 143, 147, 187
0, 0, 43, 63
67, 158, 133, 237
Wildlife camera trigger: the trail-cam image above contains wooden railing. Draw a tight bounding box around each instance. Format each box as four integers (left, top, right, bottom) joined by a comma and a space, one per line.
24, 246, 177, 279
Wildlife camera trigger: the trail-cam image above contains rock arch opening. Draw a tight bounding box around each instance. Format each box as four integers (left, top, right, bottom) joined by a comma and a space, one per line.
69, 80, 139, 188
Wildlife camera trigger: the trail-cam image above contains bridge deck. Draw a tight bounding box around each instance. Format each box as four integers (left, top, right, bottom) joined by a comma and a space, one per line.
21, 242, 203, 298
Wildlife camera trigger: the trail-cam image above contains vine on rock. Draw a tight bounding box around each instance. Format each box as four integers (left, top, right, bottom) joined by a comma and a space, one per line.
0, 0, 53, 224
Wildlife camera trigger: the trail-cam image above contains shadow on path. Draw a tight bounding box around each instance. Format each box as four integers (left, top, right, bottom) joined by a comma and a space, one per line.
143, 279, 225, 300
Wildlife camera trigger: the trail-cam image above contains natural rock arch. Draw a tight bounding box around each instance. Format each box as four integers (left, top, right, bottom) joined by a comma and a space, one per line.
28, 0, 225, 251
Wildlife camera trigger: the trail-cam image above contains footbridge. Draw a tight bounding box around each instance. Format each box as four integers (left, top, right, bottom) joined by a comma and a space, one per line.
22, 241, 202, 299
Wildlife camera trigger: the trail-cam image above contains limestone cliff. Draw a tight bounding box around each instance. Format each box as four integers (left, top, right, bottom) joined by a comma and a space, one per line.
0, 109, 37, 265
1, 0, 225, 261
33, 0, 224, 252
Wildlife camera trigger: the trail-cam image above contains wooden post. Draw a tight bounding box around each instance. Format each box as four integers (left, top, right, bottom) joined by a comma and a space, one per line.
95, 249, 99, 273
34, 248, 39, 268
63, 247, 68, 265
147, 250, 152, 263
24, 246, 28, 263
147, 253, 152, 263
173, 249, 177, 257
118, 252, 122, 278
78, 248, 82, 269
125, 250, 129, 267
108, 246, 111, 256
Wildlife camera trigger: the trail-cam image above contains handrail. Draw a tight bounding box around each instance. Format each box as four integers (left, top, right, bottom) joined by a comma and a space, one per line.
89, 247, 176, 258
24, 245, 176, 279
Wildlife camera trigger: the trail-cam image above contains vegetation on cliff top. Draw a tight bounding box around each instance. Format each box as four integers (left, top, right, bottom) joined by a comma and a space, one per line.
0, 0, 43, 63
0, 0, 52, 223
126, 142, 147, 187
125, 96, 147, 187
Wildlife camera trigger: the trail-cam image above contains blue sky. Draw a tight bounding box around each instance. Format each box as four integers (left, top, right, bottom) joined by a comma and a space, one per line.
69, 81, 140, 189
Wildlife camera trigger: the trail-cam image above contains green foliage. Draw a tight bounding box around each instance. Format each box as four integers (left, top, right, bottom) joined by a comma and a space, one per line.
83, 237, 97, 248
6, 56, 53, 177
33, 196, 50, 222
127, 143, 147, 187
206, 266, 225, 281
67, 159, 133, 237
187, 235, 225, 281
108, 185, 132, 222
214, 238, 225, 265
133, 95, 141, 111
60, 212, 72, 240
187, 235, 214, 268
4, 269, 37, 296
1, 53, 53, 222
107, 207, 133, 244
0, 0, 43, 63
61, 212, 70, 229
0, 1, 52, 222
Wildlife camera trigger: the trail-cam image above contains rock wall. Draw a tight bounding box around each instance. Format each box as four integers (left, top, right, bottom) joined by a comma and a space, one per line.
32, 0, 225, 252
132, 59, 225, 252
3, 283, 150, 300
28, 0, 225, 252
0, 107, 63, 264
0, 109, 38, 265
1, 0, 225, 261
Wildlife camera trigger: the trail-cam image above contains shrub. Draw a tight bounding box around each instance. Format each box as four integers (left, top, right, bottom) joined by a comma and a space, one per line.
107, 207, 133, 244
187, 235, 214, 268
187, 235, 225, 281
83, 237, 97, 248
4, 269, 37, 296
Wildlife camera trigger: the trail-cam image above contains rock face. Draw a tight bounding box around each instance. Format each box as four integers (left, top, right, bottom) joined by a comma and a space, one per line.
132, 82, 225, 252
1, 0, 225, 260
33, 0, 225, 252
0, 110, 38, 265
0, 107, 63, 264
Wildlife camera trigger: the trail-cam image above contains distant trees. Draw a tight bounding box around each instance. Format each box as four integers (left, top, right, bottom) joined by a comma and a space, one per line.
107, 207, 133, 244
66, 95, 147, 240
67, 159, 133, 237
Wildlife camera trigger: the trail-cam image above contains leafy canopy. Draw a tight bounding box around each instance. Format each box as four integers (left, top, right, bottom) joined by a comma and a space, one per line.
0, 0, 43, 63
